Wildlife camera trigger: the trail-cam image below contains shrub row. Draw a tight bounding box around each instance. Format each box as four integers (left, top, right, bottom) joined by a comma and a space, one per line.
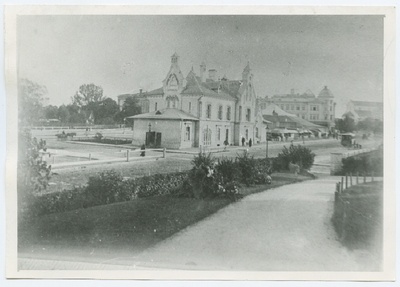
273, 144, 315, 172
29, 170, 189, 216
338, 148, 383, 176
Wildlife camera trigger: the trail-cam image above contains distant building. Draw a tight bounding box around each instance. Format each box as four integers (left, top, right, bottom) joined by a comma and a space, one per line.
121, 53, 261, 149
342, 100, 383, 122
258, 87, 336, 129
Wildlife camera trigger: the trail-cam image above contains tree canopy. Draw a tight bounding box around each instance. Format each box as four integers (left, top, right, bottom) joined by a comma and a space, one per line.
71, 83, 105, 107
18, 78, 48, 126
335, 115, 356, 133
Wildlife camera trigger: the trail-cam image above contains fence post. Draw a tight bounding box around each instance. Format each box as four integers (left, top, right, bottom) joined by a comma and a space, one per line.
371, 171, 374, 182
163, 147, 166, 158
363, 173, 366, 183
126, 149, 130, 162
89, 154, 91, 161
341, 177, 344, 193
356, 172, 359, 184
350, 173, 353, 186
345, 173, 348, 189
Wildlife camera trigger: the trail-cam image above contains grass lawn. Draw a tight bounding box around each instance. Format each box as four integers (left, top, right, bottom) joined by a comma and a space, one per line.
19, 173, 309, 262
333, 181, 383, 257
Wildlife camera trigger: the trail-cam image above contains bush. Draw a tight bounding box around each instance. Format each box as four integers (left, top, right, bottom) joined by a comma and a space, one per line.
215, 157, 239, 184
187, 153, 216, 198
236, 151, 258, 186
275, 144, 315, 171
29, 170, 190, 216
340, 148, 383, 176
85, 170, 126, 205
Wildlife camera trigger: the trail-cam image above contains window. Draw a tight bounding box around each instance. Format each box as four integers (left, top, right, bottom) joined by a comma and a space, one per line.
256, 127, 259, 138
188, 102, 192, 114
325, 114, 328, 120
311, 105, 319, 111
281, 105, 284, 109
203, 128, 212, 146
207, 104, 212, 119
218, 106, 223, 120
246, 108, 251, 121
227, 106, 231, 120
291, 105, 294, 110
330, 106, 332, 111
302, 105, 306, 111
239, 106, 242, 121
296, 106, 300, 111
245, 129, 249, 139
155, 102, 158, 111
185, 126, 191, 141
217, 127, 221, 141
286, 105, 289, 110
225, 129, 229, 142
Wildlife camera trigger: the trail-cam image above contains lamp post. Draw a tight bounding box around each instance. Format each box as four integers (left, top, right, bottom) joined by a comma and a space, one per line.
266, 125, 269, 159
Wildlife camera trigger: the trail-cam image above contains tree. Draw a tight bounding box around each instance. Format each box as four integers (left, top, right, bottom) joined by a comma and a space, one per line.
335, 115, 356, 133
89, 98, 119, 124
18, 129, 52, 216
115, 97, 142, 124
72, 83, 105, 107
43, 105, 59, 119
18, 78, 48, 126
58, 105, 71, 124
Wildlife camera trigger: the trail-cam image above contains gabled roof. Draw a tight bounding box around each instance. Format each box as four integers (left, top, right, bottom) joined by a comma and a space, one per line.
127, 108, 199, 121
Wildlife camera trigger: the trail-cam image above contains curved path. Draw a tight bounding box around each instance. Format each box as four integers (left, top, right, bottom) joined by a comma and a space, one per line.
133, 176, 378, 271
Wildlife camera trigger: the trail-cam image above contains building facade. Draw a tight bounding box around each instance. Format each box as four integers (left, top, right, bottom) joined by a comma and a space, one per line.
258, 87, 336, 129
343, 100, 383, 122
120, 53, 259, 149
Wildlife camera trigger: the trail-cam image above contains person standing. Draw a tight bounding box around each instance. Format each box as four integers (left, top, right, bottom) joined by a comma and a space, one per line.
242, 137, 245, 146
249, 138, 252, 148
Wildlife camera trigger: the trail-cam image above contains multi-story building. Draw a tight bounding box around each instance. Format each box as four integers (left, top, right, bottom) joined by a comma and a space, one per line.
258, 87, 336, 130
119, 53, 259, 149
343, 100, 383, 122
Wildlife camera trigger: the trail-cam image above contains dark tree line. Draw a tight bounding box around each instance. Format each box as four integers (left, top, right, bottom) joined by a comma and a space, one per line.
19, 79, 141, 126
335, 114, 383, 134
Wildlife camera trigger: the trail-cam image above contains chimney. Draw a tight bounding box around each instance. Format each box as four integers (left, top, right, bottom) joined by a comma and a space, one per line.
208, 69, 217, 81
200, 62, 206, 82
139, 89, 142, 95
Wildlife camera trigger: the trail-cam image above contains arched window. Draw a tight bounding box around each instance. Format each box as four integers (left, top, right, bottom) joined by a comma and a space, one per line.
227, 106, 231, 121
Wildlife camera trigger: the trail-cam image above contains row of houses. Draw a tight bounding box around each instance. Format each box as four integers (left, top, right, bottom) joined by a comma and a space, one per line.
117, 53, 381, 149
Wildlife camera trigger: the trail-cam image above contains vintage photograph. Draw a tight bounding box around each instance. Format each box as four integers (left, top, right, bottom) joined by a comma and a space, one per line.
4, 5, 396, 281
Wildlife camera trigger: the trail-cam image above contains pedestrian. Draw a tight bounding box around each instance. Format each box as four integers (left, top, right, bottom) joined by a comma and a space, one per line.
242, 137, 245, 146
140, 143, 146, 157
249, 138, 252, 148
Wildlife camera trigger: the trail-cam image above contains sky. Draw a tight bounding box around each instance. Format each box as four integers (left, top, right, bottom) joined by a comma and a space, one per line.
17, 15, 383, 116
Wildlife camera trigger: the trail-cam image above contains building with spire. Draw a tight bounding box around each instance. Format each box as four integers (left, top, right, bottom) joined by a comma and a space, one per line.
118, 53, 259, 149
257, 86, 336, 129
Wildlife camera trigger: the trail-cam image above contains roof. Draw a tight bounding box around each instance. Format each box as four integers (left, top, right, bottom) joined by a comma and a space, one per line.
318, 86, 334, 98
127, 108, 199, 121
351, 101, 383, 107
261, 103, 322, 129
182, 71, 237, 101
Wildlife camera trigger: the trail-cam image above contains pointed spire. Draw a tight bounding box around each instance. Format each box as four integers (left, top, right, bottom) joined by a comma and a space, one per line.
171, 52, 179, 64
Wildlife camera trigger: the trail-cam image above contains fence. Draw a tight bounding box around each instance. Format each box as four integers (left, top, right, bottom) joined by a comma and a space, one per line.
42, 147, 168, 169
330, 148, 376, 175
333, 173, 381, 241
